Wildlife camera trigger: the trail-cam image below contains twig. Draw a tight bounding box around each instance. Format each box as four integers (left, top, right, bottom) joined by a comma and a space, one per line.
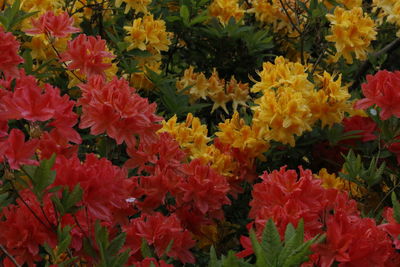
0, 245, 21, 267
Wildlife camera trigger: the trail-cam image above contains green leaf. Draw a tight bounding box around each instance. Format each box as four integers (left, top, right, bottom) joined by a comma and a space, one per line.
180, 5, 190, 24
57, 225, 72, 255
107, 233, 126, 255
0, 192, 9, 207
64, 184, 83, 212
141, 238, 154, 258
32, 154, 57, 200
209, 246, 221, 267
392, 192, 400, 223
249, 229, 269, 267
278, 221, 305, 265
261, 219, 282, 263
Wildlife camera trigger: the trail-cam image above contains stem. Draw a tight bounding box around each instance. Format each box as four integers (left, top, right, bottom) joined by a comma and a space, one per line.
0, 245, 21, 267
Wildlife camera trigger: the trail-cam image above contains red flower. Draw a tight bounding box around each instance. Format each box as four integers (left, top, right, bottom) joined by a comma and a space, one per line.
60, 34, 114, 77
127, 133, 186, 211
177, 159, 230, 217
0, 27, 24, 78
379, 207, 400, 249
124, 212, 195, 264
249, 167, 329, 237
313, 212, 394, 267
25, 11, 79, 38
0, 190, 56, 266
53, 154, 135, 222
342, 115, 377, 143
78, 76, 162, 147
355, 70, 400, 120
1, 129, 39, 169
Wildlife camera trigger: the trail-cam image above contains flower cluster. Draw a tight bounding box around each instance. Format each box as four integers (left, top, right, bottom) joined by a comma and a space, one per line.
251, 57, 351, 146
326, 7, 377, 63
78, 75, 162, 147
176, 66, 251, 113
0, 26, 24, 78
124, 14, 172, 55
373, 0, 400, 37
208, 0, 245, 25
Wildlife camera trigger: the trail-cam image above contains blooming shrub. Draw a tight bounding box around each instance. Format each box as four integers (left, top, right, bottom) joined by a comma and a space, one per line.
2, 0, 400, 266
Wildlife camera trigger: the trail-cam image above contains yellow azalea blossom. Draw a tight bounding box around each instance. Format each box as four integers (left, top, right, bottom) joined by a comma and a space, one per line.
216, 112, 269, 160
208, 0, 245, 25
248, 0, 299, 35
24, 34, 69, 61
114, 0, 151, 14
252, 87, 313, 146
326, 7, 377, 63
225, 76, 250, 111
315, 168, 366, 198
159, 113, 210, 157
208, 69, 230, 113
308, 71, 352, 127
373, 0, 400, 37
159, 114, 239, 178
130, 60, 162, 91
195, 144, 238, 178
13, 0, 64, 13
251, 56, 313, 94
124, 14, 172, 54
177, 67, 250, 112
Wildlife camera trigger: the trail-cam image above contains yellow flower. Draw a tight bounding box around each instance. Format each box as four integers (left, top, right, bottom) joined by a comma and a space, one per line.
315, 168, 366, 198
176, 67, 250, 112
130, 60, 162, 91
226, 76, 250, 111
216, 112, 269, 160
249, 0, 293, 33
14, 0, 64, 13
326, 7, 377, 63
251, 56, 313, 94
24, 34, 69, 61
208, 0, 245, 25
250, 57, 316, 146
159, 113, 210, 157
252, 87, 313, 146
114, 0, 151, 14
373, 0, 400, 37
124, 14, 172, 54
308, 71, 352, 127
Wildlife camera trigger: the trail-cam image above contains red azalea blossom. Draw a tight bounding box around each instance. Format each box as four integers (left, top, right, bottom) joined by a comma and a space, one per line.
1, 129, 39, 169
387, 136, 400, 164
379, 207, 400, 249
127, 133, 186, 211
342, 115, 377, 143
0, 190, 56, 267
0, 71, 81, 144
60, 34, 114, 77
313, 211, 394, 267
355, 70, 400, 120
249, 166, 330, 237
123, 212, 195, 264
0, 27, 24, 78
177, 159, 231, 218
53, 154, 135, 222
25, 11, 80, 38
78, 75, 162, 147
